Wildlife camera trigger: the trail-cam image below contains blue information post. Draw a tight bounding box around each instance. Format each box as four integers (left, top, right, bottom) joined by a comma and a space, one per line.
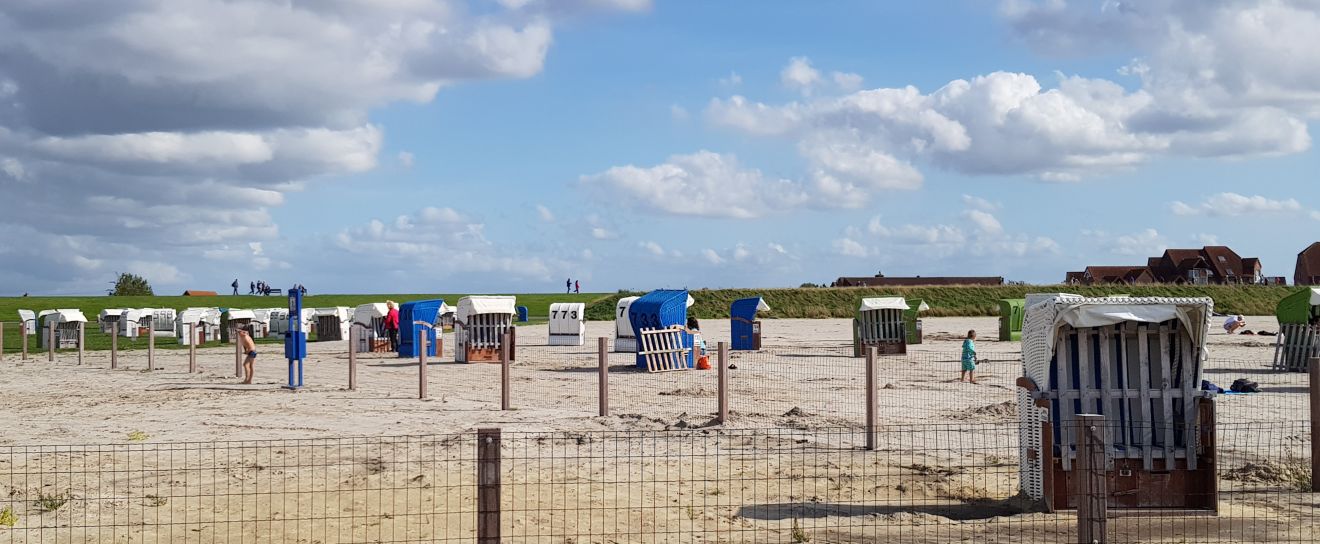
284, 288, 306, 389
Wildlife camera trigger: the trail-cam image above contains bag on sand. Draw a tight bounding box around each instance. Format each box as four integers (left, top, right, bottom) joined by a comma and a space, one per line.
696, 355, 711, 370
1230, 378, 1260, 393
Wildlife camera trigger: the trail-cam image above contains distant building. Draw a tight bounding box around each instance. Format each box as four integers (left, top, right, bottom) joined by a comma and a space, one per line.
1066, 246, 1264, 286
182, 290, 218, 296
1297, 242, 1320, 286
833, 272, 1003, 287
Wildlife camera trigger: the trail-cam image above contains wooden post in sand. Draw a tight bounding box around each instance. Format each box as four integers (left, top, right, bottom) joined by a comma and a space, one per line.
234, 325, 243, 378
1076, 413, 1107, 543
110, 321, 118, 370
188, 324, 197, 374
21, 322, 28, 361
1310, 357, 1319, 492
47, 321, 55, 362
347, 325, 358, 391
77, 322, 84, 365
0, 323, 5, 365
500, 332, 511, 411
147, 320, 155, 371
597, 337, 608, 416
418, 327, 429, 400
866, 346, 877, 451
717, 342, 729, 424
477, 428, 502, 543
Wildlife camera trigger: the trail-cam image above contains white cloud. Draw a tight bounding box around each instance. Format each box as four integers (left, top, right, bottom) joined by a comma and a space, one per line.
669, 104, 690, 121
1087, 228, 1168, 256
961, 194, 1000, 211
590, 227, 617, 240
581, 150, 810, 218
334, 206, 552, 279
832, 237, 869, 258
962, 209, 1004, 235
1312, 211, 1320, 221
1194, 233, 1220, 246
781, 57, 821, 95
832, 71, 864, 92
1170, 193, 1303, 216
701, 248, 725, 265
718, 71, 743, 87
397, 151, 415, 168
641, 241, 665, 256
536, 204, 555, 222
0, 0, 636, 293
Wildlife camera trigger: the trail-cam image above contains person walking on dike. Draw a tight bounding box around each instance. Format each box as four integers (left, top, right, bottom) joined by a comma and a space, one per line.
960, 330, 978, 384
249, 281, 255, 295
238, 327, 258, 384
574, 280, 580, 294
232, 279, 239, 295
566, 278, 572, 294
384, 301, 400, 351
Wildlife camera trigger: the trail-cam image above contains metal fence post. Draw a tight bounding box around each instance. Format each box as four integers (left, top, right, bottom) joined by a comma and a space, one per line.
477, 428, 502, 543
111, 321, 118, 370
77, 322, 84, 365
188, 324, 197, 374
348, 325, 358, 391
597, 337, 608, 417
1076, 413, 1107, 543
501, 332, 511, 411
866, 346, 877, 451
717, 342, 729, 424
419, 328, 429, 400
1310, 357, 1319, 493
47, 321, 55, 362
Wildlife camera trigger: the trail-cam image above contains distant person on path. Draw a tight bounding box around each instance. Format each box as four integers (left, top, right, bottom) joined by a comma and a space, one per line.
384, 301, 400, 351
232, 279, 239, 295
574, 280, 580, 294
238, 328, 257, 384
566, 278, 572, 294
1223, 315, 1246, 334
249, 281, 255, 295
959, 330, 978, 384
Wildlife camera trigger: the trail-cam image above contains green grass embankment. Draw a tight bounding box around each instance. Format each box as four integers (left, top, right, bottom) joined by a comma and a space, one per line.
584, 285, 1299, 321
0, 293, 610, 354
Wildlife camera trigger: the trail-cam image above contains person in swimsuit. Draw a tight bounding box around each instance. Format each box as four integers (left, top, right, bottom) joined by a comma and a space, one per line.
960, 330, 978, 384
239, 328, 257, 384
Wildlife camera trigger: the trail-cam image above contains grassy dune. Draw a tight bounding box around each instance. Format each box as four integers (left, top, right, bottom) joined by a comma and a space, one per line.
584, 285, 1299, 320
0, 293, 609, 353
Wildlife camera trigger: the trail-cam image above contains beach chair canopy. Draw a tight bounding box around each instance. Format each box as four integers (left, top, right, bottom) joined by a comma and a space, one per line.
859, 297, 909, 312
457, 296, 517, 322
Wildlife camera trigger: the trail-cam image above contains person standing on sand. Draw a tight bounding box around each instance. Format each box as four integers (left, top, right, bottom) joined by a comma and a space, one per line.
959, 330, 978, 384
238, 328, 257, 384
384, 301, 400, 351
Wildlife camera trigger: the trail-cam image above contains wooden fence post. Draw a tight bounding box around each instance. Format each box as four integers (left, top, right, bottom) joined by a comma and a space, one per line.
21, 323, 28, 361
1310, 357, 1319, 493
110, 321, 118, 370
0, 323, 5, 365
188, 324, 196, 374
866, 346, 877, 451
717, 341, 729, 424
147, 322, 155, 371
501, 332, 511, 411
597, 337, 608, 417
234, 326, 242, 378
47, 321, 55, 362
419, 329, 429, 400
1076, 413, 1107, 543
348, 325, 358, 391
477, 428, 502, 543
77, 322, 84, 365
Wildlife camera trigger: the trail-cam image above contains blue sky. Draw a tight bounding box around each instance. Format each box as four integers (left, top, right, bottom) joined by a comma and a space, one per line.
2, 1, 1318, 294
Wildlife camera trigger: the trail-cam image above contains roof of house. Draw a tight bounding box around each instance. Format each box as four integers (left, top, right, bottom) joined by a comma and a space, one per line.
1083, 266, 1153, 283
834, 276, 1003, 287
1297, 242, 1320, 285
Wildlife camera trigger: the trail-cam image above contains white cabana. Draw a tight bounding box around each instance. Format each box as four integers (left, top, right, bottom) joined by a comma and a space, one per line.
353, 303, 390, 352
38, 309, 88, 349
437, 302, 456, 329
221, 309, 259, 343
858, 297, 911, 312
98, 309, 125, 334
311, 307, 352, 342
455, 296, 517, 363
613, 296, 640, 353
1017, 296, 1215, 511
119, 309, 152, 338
176, 308, 221, 345
853, 297, 911, 356
548, 302, 586, 346
266, 309, 292, 334
17, 310, 37, 335
145, 308, 177, 337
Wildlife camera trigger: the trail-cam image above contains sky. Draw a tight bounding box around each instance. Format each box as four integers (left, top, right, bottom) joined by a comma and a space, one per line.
1, 0, 1318, 295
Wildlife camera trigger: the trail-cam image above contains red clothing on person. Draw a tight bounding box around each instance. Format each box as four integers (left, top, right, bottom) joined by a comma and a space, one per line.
384, 308, 400, 330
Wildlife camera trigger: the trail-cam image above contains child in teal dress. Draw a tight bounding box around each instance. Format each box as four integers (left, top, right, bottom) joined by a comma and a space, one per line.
960, 330, 978, 384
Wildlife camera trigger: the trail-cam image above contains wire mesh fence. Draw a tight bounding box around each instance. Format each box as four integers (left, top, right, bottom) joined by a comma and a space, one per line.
1, 420, 1312, 543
